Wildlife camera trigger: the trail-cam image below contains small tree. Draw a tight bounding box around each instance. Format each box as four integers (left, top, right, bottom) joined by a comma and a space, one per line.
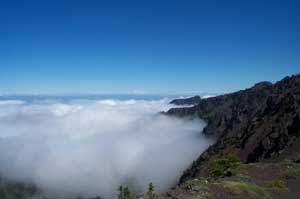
123, 186, 133, 199
118, 185, 123, 199
117, 185, 135, 199
147, 182, 154, 199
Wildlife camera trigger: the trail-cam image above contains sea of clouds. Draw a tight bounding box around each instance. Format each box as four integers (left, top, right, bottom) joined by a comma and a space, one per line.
0, 98, 214, 198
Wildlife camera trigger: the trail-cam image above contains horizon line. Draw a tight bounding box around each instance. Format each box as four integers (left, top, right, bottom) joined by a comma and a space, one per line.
0, 91, 221, 97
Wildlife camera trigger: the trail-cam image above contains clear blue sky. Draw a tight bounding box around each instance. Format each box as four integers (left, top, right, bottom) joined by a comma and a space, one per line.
0, 0, 299, 94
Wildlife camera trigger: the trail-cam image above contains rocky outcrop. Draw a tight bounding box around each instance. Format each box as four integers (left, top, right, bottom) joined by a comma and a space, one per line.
170, 96, 201, 106
166, 75, 300, 183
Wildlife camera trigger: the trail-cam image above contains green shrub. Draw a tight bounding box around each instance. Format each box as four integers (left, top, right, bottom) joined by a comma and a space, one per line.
147, 182, 154, 198
118, 185, 135, 199
210, 155, 242, 178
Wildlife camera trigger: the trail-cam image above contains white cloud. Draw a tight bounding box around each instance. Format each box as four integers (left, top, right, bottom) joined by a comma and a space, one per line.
201, 95, 216, 99
130, 90, 148, 94
0, 99, 214, 198
0, 100, 26, 105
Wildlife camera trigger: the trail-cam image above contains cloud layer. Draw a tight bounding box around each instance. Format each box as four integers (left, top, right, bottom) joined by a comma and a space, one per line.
0, 99, 213, 198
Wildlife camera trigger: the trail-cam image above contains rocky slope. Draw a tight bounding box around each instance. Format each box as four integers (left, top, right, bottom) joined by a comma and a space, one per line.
170, 96, 201, 105
166, 74, 300, 187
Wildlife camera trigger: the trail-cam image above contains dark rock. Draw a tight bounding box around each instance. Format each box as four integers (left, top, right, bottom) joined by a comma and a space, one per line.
166, 74, 300, 183
170, 96, 201, 105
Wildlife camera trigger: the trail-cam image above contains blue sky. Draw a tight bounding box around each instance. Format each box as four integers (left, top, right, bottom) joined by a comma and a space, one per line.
0, 0, 299, 94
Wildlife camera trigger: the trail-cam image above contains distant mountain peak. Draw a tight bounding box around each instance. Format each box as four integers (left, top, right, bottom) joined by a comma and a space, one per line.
170, 96, 201, 105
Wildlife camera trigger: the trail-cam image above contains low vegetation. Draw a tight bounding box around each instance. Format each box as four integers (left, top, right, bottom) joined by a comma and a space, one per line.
0, 179, 37, 199
178, 154, 300, 199
265, 180, 290, 195
219, 180, 268, 197
210, 154, 242, 178
118, 183, 155, 199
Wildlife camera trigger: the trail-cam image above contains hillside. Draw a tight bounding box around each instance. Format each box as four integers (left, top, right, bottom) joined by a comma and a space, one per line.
158, 160, 300, 199
162, 74, 300, 199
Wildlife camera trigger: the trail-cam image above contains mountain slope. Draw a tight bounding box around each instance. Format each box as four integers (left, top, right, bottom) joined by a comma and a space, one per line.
166, 74, 300, 183
157, 161, 300, 199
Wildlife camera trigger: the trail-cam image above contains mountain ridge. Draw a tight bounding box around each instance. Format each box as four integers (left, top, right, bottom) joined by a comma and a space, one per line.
154, 74, 300, 199
170, 96, 202, 105
166, 74, 300, 183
